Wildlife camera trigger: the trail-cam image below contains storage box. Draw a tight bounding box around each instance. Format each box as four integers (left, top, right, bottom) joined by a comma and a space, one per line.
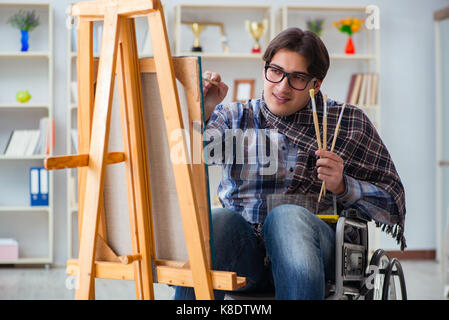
0, 238, 19, 260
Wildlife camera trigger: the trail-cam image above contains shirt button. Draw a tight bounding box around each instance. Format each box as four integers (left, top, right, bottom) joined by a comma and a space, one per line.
289, 167, 294, 172
282, 146, 286, 150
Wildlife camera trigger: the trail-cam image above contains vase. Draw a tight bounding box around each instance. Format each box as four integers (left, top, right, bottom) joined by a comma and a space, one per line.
20, 30, 29, 52
345, 36, 355, 54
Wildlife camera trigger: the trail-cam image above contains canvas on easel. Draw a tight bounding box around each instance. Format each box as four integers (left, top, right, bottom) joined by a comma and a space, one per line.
44, 0, 245, 300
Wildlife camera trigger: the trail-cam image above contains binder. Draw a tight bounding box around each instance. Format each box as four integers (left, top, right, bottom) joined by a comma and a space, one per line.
30, 167, 49, 206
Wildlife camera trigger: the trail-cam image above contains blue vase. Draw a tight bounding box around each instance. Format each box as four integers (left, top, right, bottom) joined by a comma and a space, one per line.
20, 30, 29, 52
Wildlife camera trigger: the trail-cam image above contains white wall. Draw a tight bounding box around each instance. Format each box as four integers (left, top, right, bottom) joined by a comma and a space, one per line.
3, 0, 448, 266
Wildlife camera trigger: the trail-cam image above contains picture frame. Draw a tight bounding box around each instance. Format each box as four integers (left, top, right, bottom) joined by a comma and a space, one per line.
233, 79, 255, 103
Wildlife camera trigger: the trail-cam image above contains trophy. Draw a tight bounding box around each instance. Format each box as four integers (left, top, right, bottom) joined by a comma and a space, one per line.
245, 19, 268, 54
191, 22, 204, 52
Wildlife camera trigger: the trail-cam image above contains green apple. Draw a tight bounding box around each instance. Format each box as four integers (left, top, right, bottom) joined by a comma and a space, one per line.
16, 90, 31, 103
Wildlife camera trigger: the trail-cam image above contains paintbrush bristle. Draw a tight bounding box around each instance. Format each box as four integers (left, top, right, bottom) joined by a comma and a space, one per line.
309, 89, 315, 99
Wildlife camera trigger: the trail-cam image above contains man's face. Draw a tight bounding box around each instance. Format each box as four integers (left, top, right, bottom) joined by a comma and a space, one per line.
263, 49, 322, 117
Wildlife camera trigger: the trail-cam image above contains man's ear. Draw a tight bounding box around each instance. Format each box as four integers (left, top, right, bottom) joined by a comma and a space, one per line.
314, 79, 323, 92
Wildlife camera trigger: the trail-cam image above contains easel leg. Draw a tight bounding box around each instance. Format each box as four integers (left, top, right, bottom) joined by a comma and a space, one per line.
147, 5, 214, 299
76, 18, 94, 248
76, 18, 109, 258
116, 17, 155, 300
75, 8, 121, 300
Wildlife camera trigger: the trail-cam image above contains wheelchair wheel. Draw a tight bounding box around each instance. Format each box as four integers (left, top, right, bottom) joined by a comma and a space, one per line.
364, 249, 391, 300
382, 258, 407, 300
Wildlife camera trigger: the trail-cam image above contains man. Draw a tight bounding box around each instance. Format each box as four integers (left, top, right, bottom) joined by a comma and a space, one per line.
174, 27, 405, 300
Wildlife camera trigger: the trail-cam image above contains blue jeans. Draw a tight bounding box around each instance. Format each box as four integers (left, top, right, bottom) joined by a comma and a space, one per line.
174, 204, 335, 300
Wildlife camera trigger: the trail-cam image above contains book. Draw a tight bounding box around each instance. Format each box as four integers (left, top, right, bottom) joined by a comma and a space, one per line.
45, 119, 55, 155
36, 117, 48, 155
357, 74, 367, 106
33, 117, 54, 155
370, 73, 378, 105
350, 74, 363, 105
3, 131, 14, 154
5, 130, 27, 156
346, 74, 357, 103
364, 73, 372, 106
4, 130, 41, 157
29, 167, 49, 206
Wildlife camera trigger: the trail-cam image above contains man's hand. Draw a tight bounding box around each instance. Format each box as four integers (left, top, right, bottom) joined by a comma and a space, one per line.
315, 149, 346, 195
203, 71, 228, 121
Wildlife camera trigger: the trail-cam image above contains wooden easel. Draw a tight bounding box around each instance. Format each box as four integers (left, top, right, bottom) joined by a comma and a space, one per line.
44, 0, 245, 300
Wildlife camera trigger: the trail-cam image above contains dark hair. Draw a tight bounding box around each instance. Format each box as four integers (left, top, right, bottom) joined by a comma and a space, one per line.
263, 27, 330, 80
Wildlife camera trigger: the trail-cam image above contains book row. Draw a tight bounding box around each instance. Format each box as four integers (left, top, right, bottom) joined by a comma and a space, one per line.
346, 73, 379, 107
3, 117, 54, 157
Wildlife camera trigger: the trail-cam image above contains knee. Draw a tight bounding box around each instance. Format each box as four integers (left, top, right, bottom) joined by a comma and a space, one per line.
211, 208, 249, 242
212, 208, 244, 232
263, 204, 315, 237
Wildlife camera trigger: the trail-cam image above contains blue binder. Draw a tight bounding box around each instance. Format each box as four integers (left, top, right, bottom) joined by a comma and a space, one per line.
30, 167, 49, 206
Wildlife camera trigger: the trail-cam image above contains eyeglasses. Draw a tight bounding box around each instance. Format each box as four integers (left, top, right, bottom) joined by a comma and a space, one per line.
264, 65, 316, 91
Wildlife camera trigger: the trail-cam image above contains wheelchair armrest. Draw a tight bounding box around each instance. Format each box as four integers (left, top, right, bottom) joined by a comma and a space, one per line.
317, 209, 370, 225
316, 214, 339, 223
340, 208, 371, 223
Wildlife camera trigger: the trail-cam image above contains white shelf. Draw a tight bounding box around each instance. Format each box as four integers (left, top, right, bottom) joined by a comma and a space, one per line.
0, 103, 50, 109
330, 54, 377, 60
282, 5, 368, 12
0, 51, 50, 58
176, 52, 376, 61
0, 206, 49, 212
0, 257, 51, 264
0, 155, 46, 160
177, 52, 263, 59
178, 4, 273, 10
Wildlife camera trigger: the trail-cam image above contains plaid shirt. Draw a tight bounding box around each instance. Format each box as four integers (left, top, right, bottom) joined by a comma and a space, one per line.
205, 98, 398, 230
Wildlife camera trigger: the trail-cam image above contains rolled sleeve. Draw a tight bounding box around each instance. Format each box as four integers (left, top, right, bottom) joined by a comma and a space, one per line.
337, 174, 363, 207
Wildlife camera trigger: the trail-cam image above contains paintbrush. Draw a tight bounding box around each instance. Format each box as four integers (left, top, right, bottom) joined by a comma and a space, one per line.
318, 102, 347, 203
309, 89, 322, 151
322, 94, 328, 197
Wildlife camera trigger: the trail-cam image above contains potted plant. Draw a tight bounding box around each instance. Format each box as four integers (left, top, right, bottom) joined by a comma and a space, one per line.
333, 18, 363, 54
7, 10, 40, 52
306, 19, 325, 37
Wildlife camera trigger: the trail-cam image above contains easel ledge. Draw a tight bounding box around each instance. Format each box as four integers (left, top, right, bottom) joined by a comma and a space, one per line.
67, 259, 246, 291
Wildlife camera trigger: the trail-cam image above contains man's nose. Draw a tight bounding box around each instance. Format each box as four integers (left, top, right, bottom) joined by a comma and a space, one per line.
278, 75, 291, 90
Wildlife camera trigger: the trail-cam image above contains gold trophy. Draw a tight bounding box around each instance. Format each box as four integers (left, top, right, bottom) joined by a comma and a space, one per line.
245, 19, 268, 54
191, 22, 204, 52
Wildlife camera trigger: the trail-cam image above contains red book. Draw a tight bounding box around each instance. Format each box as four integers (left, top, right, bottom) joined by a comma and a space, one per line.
346, 73, 357, 103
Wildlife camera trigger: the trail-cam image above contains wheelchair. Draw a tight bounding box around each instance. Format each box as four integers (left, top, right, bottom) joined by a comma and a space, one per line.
226, 208, 407, 300
320, 209, 407, 300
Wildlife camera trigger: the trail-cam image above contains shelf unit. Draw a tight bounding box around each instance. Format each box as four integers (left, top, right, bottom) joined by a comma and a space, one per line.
0, 2, 53, 266
280, 5, 381, 130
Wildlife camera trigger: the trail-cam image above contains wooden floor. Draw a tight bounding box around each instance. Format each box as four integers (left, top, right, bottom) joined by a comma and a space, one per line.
0, 260, 447, 300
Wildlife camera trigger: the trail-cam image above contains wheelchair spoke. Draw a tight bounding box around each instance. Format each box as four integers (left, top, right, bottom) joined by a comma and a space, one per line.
382, 258, 407, 300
